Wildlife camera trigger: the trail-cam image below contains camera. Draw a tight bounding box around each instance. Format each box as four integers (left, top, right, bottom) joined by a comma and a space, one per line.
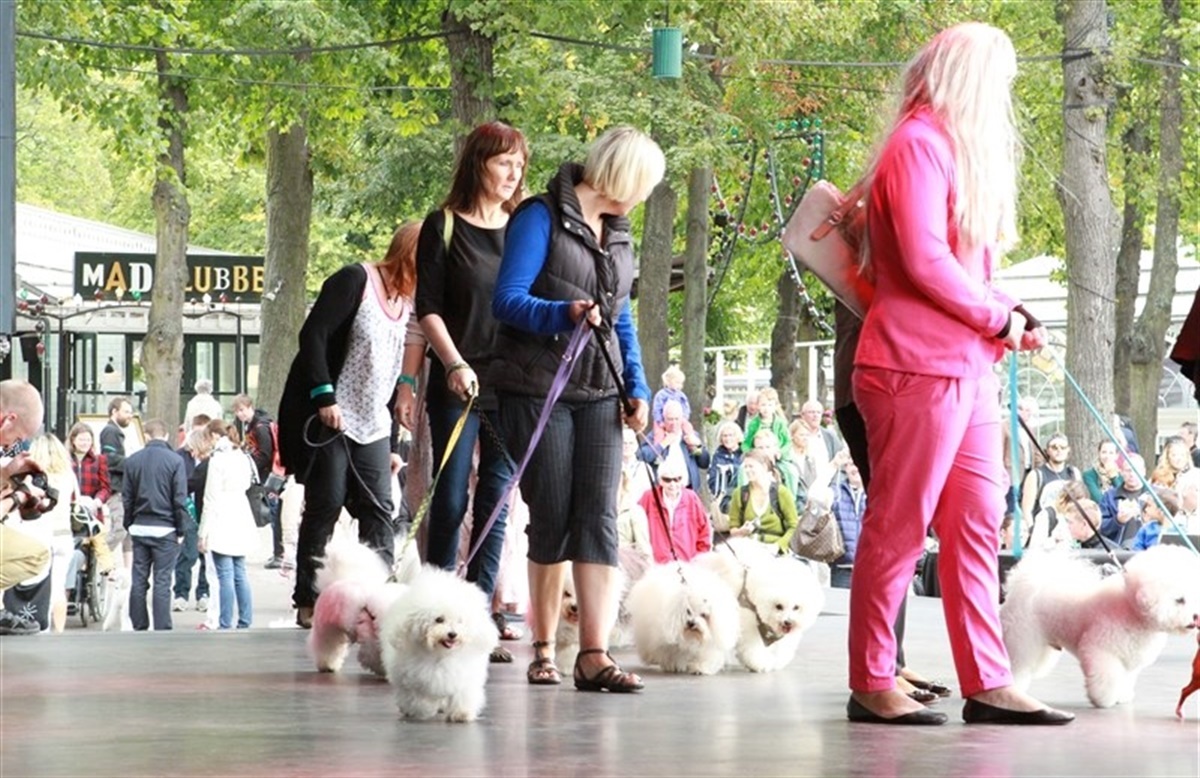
9, 472, 60, 520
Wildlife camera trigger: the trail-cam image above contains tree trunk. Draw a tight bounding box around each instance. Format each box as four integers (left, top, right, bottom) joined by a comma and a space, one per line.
770, 270, 799, 415
637, 181, 676, 398
795, 312, 826, 411
1113, 121, 1149, 414
143, 49, 188, 430
1058, 0, 1118, 458
259, 123, 312, 417
443, 9, 494, 146
681, 166, 711, 431
1129, 0, 1184, 452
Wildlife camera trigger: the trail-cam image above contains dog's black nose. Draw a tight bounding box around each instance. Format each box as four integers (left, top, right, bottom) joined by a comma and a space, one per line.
686, 620, 697, 630
447, 631, 458, 640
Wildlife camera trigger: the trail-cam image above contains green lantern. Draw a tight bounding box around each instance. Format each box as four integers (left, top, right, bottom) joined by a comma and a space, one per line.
652, 27, 682, 79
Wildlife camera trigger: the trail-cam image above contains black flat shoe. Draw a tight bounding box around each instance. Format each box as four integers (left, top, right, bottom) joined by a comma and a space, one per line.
962, 698, 1075, 725
846, 696, 948, 726
907, 678, 953, 698
907, 688, 940, 705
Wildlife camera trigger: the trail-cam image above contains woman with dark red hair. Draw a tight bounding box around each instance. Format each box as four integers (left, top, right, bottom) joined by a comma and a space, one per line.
414, 122, 529, 660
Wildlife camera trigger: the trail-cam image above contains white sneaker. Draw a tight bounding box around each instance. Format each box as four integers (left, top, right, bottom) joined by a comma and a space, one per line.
196, 597, 209, 611
172, 597, 188, 612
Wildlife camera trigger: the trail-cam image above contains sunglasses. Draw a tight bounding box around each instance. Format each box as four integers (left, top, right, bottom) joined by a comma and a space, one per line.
660, 476, 683, 484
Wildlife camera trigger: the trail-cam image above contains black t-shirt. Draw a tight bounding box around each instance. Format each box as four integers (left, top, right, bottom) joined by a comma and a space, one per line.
415, 209, 506, 366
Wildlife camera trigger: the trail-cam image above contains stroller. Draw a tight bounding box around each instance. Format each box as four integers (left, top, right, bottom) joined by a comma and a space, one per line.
69, 504, 110, 627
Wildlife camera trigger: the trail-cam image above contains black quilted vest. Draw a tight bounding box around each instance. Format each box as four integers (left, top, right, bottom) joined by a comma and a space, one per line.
489, 162, 635, 402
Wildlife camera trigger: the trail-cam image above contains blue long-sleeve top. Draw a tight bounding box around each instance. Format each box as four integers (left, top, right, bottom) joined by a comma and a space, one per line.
493, 201, 651, 401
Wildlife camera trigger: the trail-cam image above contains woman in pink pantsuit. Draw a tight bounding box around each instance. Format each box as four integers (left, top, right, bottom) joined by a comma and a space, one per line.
846, 23, 1073, 726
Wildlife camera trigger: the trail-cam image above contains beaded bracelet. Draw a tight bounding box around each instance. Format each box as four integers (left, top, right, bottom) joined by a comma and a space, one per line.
446, 361, 471, 376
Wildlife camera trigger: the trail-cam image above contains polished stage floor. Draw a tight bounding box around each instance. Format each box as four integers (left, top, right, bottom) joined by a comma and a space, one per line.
2, 578, 1197, 777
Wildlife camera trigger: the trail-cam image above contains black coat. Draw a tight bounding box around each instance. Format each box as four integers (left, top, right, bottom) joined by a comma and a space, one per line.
277, 264, 399, 484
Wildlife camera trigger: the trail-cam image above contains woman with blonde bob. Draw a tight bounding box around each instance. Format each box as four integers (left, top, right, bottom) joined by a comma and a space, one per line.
846, 23, 1071, 726
492, 125, 663, 692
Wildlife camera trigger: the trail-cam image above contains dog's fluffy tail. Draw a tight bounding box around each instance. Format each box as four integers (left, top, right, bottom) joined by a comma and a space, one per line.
314, 532, 390, 593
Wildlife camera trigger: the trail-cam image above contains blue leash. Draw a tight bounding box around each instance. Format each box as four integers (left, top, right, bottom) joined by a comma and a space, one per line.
1008, 355, 1024, 560
1045, 349, 1199, 557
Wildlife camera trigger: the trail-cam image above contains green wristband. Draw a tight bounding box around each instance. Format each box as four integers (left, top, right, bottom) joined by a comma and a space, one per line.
397, 374, 418, 392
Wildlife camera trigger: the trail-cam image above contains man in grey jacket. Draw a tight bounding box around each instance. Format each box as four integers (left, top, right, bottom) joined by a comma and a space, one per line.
123, 419, 189, 630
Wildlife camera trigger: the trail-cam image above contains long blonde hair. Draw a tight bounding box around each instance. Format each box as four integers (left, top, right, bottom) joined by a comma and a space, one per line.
27, 433, 72, 475
864, 22, 1019, 267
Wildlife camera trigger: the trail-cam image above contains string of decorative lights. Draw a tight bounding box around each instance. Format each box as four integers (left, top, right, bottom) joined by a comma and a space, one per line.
707, 121, 834, 335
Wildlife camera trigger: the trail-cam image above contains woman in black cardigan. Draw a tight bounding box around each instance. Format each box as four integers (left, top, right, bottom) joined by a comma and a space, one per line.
277, 225, 426, 628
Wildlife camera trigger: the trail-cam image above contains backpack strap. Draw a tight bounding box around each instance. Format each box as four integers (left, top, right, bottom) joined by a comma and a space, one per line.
768, 483, 782, 517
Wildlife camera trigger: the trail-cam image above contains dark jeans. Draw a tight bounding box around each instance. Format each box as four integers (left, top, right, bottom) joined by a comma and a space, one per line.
130, 533, 181, 631
835, 401, 907, 670
293, 435, 394, 609
268, 494, 283, 558
424, 382, 514, 599
173, 516, 209, 600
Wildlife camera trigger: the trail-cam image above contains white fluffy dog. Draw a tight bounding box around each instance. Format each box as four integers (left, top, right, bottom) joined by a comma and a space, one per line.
1001, 544, 1200, 708
379, 566, 498, 722
555, 547, 648, 669
100, 567, 132, 632
308, 521, 407, 676
625, 561, 740, 675
696, 538, 825, 672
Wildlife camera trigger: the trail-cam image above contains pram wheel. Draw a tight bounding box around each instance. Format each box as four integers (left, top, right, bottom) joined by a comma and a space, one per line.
87, 558, 108, 624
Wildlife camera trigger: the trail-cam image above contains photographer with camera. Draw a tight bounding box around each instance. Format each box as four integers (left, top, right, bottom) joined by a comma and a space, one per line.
1, 380, 53, 635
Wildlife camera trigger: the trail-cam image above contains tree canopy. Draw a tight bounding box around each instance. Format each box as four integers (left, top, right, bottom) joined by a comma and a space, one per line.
14, 0, 1199, 436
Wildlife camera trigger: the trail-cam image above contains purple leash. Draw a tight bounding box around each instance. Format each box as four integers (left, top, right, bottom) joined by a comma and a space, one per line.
462, 317, 592, 569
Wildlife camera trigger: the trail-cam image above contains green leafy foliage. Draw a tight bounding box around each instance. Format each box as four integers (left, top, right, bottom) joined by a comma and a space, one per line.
14, 0, 1198, 340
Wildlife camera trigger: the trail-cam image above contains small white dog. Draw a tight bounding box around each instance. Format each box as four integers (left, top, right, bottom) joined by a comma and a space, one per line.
379, 566, 498, 722
101, 567, 132, 632
308, 521, 406, 676
555, 547, 648, 669
625, 561, 740, 675
696, 538, 825, 672
1001, 544, 1200, 708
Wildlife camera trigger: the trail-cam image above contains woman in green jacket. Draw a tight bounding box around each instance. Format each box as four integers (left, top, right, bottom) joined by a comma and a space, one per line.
728, 450, 800, 554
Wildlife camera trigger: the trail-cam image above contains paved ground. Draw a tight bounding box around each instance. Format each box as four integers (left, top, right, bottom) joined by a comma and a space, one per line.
4, 558, 1199, 778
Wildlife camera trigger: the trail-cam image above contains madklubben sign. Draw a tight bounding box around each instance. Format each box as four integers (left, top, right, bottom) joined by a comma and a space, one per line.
74, 252, 266, 302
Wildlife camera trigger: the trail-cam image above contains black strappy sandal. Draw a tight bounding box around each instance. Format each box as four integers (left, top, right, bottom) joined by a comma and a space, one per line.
573, 648, 644, 693
528, 640, 562, 685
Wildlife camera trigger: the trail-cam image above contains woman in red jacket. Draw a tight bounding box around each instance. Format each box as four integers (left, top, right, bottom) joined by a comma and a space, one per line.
846, 22, 1070, 726
68, 423, 111, 521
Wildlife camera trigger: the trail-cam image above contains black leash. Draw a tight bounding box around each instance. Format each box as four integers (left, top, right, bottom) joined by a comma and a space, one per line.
300, 414, 393, 519
1017, 416, 1124, 569
588, 321, 687, 577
